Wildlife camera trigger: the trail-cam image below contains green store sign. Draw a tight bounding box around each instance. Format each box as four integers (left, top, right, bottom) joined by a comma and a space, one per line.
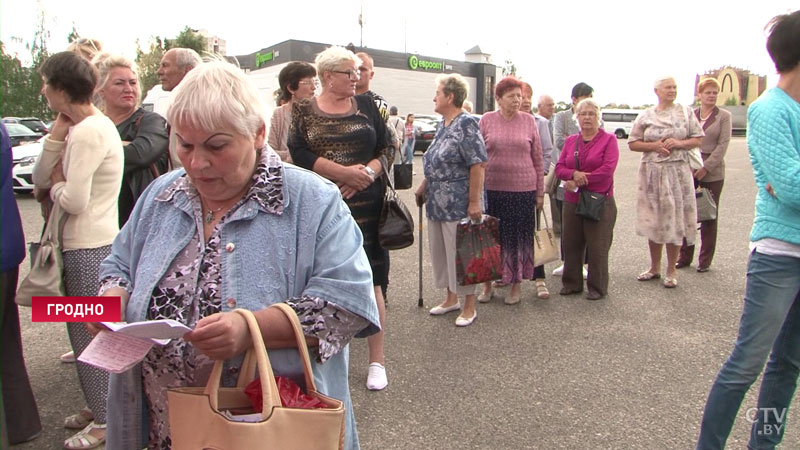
408, 55, 443, 71
255, 51, 274, 68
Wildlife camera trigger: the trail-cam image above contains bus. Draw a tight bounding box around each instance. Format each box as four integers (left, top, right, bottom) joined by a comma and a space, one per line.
601, 109, 643, 139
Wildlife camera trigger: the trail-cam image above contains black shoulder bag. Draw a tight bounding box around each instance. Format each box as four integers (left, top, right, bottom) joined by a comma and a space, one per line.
573, 138, 606, 221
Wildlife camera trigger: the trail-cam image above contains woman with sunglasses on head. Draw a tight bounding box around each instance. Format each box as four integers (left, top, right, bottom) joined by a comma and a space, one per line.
289, 46, 392, 391
268, 62, 317, 163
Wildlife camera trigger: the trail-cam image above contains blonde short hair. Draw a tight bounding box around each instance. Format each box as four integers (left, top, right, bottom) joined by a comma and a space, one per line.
576, 98, 602, 127
697, 77, 721, 94
435, 73, 469, 108
67, 38, 103, 62
95, 53, 139, 92
167, 60, 265, 139
315, 46, 361, 76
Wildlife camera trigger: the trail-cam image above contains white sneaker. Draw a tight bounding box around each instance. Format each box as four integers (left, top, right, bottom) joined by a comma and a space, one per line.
366, 363, 388, 391
552, 264, 564, 276
583, 265, 588, 280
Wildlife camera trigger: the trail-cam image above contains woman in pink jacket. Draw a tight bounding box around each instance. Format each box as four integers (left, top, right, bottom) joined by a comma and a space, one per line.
554, 98, 619, 300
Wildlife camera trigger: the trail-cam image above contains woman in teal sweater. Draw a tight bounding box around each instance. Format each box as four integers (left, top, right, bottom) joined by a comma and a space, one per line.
696, 9, 800, 450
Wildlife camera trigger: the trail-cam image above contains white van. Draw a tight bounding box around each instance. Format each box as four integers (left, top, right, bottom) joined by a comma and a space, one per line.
601, 109, 642, 139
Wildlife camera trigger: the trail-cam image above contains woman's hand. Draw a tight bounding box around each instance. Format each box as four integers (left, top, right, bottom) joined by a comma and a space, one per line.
338, 183, 359, 200
652, 139, 670, 157
536, 196, 544, 211
50, 113, 74, 141
86, 322, 110, 337
572, 170, 589, 186
414, 186, 426, 207
467, 200, 482, 221
184, 312, 250, 360
340, 165, 374, 191
50, 159, 65, 185
564, 180, 578, 192
694, 167, 708, 180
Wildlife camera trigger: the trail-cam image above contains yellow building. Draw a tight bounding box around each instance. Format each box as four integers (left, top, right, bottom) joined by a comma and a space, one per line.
695, 66, 766, 106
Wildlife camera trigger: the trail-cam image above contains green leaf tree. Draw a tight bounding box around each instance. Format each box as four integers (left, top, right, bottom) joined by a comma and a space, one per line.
136, 37, 167, 97
0, 8, 51, 119
167, 27, 207, 55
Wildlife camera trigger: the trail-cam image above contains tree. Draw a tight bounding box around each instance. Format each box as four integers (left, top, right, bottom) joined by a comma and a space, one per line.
0, 9, 51, 119
167, 27, 207, 55
136, 37, 167, 96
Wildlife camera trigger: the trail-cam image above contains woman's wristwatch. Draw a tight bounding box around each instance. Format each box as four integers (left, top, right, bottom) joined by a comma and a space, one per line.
364, 166, 376, 179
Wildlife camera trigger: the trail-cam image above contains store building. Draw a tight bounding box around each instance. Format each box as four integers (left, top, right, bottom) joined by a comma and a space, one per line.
232, 39, 500, 116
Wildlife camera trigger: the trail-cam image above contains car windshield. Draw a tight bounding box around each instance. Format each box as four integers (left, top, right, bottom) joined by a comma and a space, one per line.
6, 123, 37, 135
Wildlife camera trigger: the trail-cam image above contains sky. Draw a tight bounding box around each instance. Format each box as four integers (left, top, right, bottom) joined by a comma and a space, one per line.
2, 0, 797, 108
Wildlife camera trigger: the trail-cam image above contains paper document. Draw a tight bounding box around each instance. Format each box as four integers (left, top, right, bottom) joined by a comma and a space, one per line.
102, 319, 192, 345
78, 330, 156, 373
77, 319, 193, 373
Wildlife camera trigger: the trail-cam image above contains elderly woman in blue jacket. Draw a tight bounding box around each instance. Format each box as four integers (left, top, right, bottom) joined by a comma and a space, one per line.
696, 10, 800, 450
97, 61, 379, 450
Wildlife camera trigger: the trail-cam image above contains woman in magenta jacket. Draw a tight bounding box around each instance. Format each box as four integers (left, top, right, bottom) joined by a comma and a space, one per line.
554, 98, 619, 300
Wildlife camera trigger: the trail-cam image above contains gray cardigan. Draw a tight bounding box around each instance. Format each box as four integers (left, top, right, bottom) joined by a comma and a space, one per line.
694, 106, 731, 182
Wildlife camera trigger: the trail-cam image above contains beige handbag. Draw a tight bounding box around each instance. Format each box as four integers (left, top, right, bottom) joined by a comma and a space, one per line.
16, 201, 67, 306
167, 305, 345, 450
533, 210, 559, 267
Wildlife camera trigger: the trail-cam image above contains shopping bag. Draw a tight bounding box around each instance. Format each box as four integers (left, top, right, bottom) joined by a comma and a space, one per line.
696, 187, 717, 222
455, 215, 502, 286
167, 305, 345, 450
533, 211, 559, 267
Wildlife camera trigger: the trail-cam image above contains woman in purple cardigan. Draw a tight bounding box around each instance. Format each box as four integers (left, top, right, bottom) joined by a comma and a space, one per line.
554, 98, 619, 300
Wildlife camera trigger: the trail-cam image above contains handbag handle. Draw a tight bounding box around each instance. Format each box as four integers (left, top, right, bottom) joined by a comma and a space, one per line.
203, 304, 320, 418
41, 200, 67, 248
536, 209, 551, 231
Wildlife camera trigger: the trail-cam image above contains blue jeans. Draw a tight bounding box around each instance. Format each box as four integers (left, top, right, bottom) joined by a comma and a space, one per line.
403, 138, 415, 164
696, 250, 800, 450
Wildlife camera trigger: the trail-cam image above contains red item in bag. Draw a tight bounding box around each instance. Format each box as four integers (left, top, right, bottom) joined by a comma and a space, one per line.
244, 376, 328, 412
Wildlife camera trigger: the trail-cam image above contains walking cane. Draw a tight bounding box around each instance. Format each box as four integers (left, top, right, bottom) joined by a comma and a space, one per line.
418, 203, 424, 307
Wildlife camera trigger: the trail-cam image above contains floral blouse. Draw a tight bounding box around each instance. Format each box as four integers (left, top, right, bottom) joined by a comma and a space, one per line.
422, 113, 487, 221
629, 104, 704, 164
99, 149, 368, 449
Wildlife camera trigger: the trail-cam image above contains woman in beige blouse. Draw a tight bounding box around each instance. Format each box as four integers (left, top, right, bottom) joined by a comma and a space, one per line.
677, 77, 731, 272
629, 76, 703, 288
268, 62, 317, 162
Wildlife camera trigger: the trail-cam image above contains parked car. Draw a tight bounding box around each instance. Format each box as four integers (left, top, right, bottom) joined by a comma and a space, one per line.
4, 123, 43, 147
414, 120, 437, 153
2, 117, 49, 134
11, 137, 44, 193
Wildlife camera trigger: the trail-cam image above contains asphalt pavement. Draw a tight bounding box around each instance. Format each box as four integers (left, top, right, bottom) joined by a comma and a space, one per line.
11, 137, 799, 449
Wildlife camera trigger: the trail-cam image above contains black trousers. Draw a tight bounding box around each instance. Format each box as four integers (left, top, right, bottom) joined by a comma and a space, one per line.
0, 268, 42, 444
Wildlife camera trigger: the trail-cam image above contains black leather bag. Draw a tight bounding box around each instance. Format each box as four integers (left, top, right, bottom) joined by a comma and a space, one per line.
393, 163, 413, 190
379, 170, 415, 250
576, 190, 606, 221
573, 139, 606, 221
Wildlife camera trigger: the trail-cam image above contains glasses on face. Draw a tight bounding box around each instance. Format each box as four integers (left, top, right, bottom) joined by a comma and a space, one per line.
578, 112, 597, 117
298, 79, 319, 87
331, 70, 360, 81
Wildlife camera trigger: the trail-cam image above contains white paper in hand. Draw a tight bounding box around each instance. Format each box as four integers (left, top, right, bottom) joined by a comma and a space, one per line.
102, 319, 192, 345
